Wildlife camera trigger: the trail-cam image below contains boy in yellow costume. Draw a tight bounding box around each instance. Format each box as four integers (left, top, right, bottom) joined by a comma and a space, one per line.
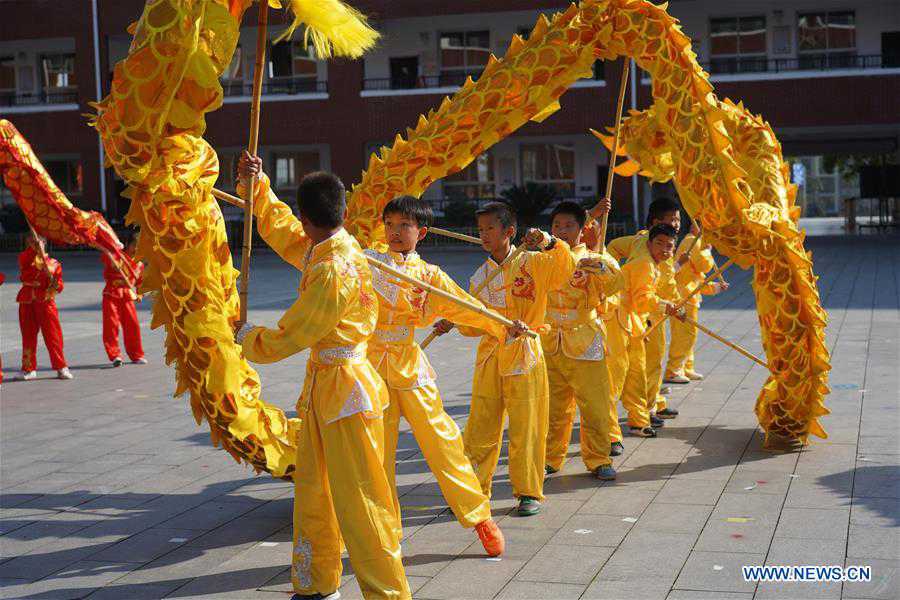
541, 201, 620, 479
434, 202, 574, 516
664, 222, 729, 383
607, 197, 682, 425
364, 196, 509, 556
605, 223, 680, 438
236, 155, 410, 600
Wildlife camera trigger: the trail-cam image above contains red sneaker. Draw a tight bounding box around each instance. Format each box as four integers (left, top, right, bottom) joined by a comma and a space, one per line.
475, 518, 505, 557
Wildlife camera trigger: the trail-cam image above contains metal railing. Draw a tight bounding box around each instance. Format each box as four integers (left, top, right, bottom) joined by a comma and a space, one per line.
0, 88, 78, 106
363, 72, 482, 91
220, 78, 327, 97
704, 54, 891, 75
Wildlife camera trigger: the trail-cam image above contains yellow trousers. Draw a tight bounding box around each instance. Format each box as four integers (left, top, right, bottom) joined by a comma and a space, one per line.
545, 350, 614, 471
383, 383, 492, 535
463, 352, 549, 501
666, 303, 699, 377
603, 319, 625, 442
293, 405, 410, 599
645, 318, 668, 412
606, 319, 651, 429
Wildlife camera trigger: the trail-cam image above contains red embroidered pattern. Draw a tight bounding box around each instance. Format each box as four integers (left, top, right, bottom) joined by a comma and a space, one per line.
511, 263, 536, 301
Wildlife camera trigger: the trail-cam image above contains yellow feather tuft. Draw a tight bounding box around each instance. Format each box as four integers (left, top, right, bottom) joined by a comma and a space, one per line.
276, 0, 379, 59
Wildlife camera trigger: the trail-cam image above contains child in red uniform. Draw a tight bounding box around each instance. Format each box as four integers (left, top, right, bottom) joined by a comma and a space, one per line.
17, 236, 72, 380
101, 237, 146, 367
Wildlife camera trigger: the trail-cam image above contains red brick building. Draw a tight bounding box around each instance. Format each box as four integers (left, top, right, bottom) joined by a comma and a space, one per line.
2, 0, 899, 227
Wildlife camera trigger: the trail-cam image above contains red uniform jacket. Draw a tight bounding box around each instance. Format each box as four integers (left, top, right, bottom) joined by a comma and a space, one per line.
102, 253, 144, 301
16, 248, 63, 303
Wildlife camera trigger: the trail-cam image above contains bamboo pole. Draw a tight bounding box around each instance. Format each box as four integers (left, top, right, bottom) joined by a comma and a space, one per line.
591, 59, 630, 253
420, 244, 528, 349
680, 313, 770, 371
213, 187, 244, 208
238, 0, 268, 323
365, 256, 536, 339
428, 227, 482, 245
642, 257, 735, 340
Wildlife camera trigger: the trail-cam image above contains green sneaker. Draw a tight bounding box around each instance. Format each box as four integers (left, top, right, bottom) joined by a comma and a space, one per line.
517, 496, 542, 516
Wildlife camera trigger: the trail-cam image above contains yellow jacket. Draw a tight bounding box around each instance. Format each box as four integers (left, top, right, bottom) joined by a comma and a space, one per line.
240, 176, 387, 424
674, 234, 717, 307
459, 241, 575, 376
542, 243, 620, 361
613, 254, 667, 338
363, 243, 506, 390
608, 230, 679, 317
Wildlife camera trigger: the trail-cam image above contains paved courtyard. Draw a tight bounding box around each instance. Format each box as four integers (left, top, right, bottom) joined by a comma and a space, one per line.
0, 235, 898, 600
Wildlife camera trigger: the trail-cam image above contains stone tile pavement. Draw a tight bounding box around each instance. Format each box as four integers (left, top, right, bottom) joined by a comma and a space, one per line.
0, 235, 897, 599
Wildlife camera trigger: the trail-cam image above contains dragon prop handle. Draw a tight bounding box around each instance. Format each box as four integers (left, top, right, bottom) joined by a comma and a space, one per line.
96, 0, 829, 478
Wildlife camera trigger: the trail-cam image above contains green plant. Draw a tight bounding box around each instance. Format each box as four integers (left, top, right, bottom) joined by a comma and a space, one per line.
498, 183, 557, 229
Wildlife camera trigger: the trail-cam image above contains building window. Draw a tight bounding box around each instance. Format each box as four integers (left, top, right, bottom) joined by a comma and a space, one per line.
444, 152, 495, 200
44, 159, 83, 196
789, 155, 857, 218
0, 56, 14, 106
521, 143, 575, 197
41, 54, 76, 101
439, 31, 490, 86
798, 11, 856, 69
221, 45, 244, 95
269, 41, 320, 93
709, 16, 767, 74
272, 150, 321, 190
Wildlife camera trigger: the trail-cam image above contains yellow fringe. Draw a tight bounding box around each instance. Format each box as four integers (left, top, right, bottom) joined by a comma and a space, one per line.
276, 0, 379, 58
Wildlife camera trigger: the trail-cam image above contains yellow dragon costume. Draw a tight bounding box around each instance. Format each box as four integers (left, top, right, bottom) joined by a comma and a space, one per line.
92, 0, 830, 479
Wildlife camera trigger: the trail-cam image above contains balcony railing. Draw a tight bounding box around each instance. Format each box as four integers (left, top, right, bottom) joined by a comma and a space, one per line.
704, 54, 892, 75
220, 78, 327, 97
363, 72, 482, 91
0, 88, 78, 107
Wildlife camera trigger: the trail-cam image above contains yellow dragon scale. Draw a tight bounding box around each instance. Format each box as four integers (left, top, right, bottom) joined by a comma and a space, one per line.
96, 0, 829, 477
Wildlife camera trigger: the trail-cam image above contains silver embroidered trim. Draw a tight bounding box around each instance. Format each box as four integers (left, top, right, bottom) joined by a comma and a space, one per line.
470, 261, 506, 308
375, 325, 411, 343
547, 308, 576, 323
331, 379, 375, 422
316, 345, 365, 364
364, 248, 400, 304
291, 538, 312, 589
576, 331, 606, 361
235, 322, 257, 345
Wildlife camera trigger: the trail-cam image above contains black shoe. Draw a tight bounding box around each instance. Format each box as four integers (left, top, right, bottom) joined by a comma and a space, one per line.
657, 408, 679, 419
660, 386, 672, 395
610, 441, 624, 456
112, 357, 123, 368
595, 465, 617, 480
650, 415, 665, 428
291, 592, 340, 600
544, 465, 558, 475
629, 426, 657, 438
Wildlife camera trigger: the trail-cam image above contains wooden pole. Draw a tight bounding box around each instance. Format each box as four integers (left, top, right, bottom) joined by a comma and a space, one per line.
213, 187, 244, 208
365, 256, 536, 339
421, 244, 528, 349
642, 257, 735, 340
592, 59, 630, 253
680, 313, 771, 371
428, 226, 482, 245
238, 0, 268, 323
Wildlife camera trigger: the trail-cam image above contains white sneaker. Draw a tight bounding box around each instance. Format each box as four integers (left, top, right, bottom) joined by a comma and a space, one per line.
21, 371, 37, 381
112, 357, 124, 367
685, 370, 705, 381
132, 357, 148, 365
57, 367, 73, 380
664, 373, 691, 384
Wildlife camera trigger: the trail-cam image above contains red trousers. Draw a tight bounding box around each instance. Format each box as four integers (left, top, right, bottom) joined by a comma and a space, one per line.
18, 300, 67, 372
102, 296, 144, 361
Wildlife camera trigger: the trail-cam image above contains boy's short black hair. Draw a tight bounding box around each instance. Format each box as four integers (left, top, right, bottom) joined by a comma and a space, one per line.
648, 223, 678, 241
550, 201, 587, 228
296, 171, 346, 229
646, 196, 680, 227
382, 195, 433, 228
475, 201, 517, 231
